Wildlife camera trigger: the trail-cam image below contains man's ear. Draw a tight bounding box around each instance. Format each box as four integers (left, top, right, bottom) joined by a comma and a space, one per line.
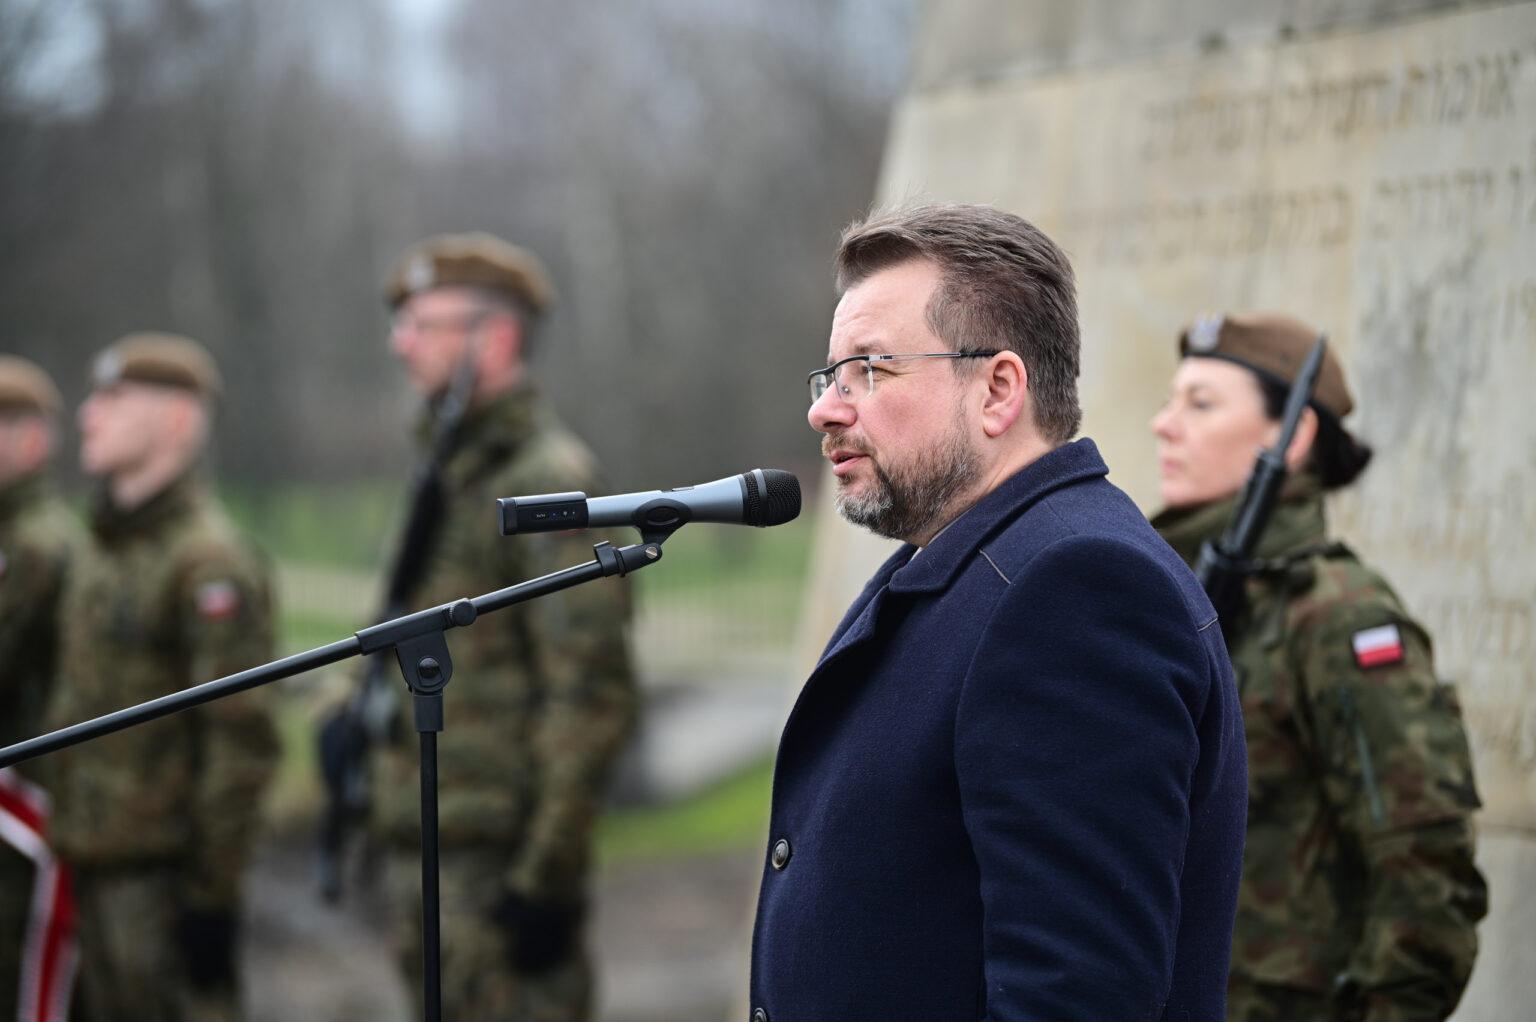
979, 351, 1028, 439
18, 417, 52, 465
157, 389, 209, 458
1283, 406, 1318, 472
480, 313, 523, 374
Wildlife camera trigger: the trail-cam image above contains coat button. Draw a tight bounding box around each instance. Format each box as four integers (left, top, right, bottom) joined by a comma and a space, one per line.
752, 1009, 769, 1022
771, 838, 791, 870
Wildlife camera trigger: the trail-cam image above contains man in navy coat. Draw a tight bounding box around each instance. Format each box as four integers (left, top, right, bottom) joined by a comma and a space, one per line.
748, 203, 1246, 1021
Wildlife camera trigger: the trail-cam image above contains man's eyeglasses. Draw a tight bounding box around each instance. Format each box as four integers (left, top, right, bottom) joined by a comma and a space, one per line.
390, 308, 491, 338
807, 351, 1002, 407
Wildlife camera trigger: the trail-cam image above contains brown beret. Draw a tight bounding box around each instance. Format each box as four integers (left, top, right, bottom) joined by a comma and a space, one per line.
0, 355, 63, 416
384, 232, 555, 315
90, 332, 223, 398
1179, 312, 1353, 419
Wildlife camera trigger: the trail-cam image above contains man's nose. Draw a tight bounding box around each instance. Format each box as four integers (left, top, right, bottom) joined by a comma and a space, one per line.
808, 385, 855, 433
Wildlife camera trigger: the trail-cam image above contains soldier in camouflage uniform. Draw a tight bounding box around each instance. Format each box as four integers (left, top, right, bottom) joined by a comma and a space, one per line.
0, 357, 81, 1020
376, 233, 638, 1021
1150, 313, 1487, 1021
43, 334, 278, 1022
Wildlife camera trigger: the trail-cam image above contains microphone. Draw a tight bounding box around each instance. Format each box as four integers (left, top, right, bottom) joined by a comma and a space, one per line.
498, 469, 801, 536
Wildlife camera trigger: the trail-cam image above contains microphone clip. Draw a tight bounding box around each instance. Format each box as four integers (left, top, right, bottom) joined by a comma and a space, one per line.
497, 490, 690, 546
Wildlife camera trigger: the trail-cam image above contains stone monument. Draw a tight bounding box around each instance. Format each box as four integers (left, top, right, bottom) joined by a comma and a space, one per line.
797, 2, 1535, 1015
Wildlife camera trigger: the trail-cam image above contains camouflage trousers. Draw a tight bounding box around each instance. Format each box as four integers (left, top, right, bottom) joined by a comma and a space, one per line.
70, 865, 240, 1022
386, 847, 592, 1022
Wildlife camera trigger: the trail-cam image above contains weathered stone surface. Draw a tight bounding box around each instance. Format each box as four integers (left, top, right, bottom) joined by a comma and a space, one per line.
799, 4, 1535, 1014
875, 0, 1536, 824
911, 0, 1506, 88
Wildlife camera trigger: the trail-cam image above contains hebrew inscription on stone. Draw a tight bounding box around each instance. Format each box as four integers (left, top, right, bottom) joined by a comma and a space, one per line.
879, 3, 1536, 822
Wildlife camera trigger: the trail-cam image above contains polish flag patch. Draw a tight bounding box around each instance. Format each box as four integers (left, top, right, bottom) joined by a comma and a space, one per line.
195, 580, 242, 621
1352, 624, 1405, 668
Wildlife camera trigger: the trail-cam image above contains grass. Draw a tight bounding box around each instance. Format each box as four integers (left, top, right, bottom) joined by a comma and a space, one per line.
279, 612, 367, 657
266, 689, 328, 832
226, 475, 813, 666
267, 691, 777, 869
596, 757, 774, 866
222, 478, 402, 570
223, 477, 814, 585
630, 515, 813, 597
242, 477, 803, 866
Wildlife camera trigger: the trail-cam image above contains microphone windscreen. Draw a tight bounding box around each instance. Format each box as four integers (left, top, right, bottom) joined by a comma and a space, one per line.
757, 469, 801, 526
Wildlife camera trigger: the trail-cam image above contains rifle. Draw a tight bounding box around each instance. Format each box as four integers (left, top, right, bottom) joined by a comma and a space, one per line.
316, 344, 478, 902
1194, 334, 1327, 630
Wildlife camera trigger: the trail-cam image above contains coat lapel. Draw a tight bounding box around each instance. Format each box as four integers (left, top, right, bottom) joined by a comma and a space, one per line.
816, 545, 913, 668
796, 439, 1110, 700
888, 437, 1110, 597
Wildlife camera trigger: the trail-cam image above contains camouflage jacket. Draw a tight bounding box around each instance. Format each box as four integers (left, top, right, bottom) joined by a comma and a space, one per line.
44, 473, 278, 910
374, 386, 638, 902
1154, 480, 1486, 1022
0, 469, 80, 757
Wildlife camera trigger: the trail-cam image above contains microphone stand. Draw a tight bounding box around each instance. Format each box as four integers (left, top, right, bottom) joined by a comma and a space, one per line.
0, 537, 665, 1022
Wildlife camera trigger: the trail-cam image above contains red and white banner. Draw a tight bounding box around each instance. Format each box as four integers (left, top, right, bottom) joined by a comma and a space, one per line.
0, 768, 76, 1022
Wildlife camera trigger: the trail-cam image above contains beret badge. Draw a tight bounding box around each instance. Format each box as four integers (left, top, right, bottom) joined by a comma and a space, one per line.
404, 254, 435, 294
93, 349, 126, 387
1187, 314, 1224, 353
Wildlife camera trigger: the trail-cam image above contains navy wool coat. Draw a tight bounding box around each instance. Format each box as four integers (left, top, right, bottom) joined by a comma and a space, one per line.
749, 439, 1246, 1021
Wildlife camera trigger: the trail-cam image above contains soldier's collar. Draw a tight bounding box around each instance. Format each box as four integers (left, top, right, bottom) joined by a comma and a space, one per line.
1256, 476, 1328, 557
441, 384, 540, 451
1151, 472, 1327, 565
0, 466, 53, 519
1150, 495, 1236, 567
90, 471, 204, 542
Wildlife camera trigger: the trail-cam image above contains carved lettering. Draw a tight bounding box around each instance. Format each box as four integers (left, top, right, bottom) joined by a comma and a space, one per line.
1366, 168, 1499, 239
1510, 140, 1536, 227
1063, 186, 1352, 265
1057, 8, 1536, 820
1140, 49, 1529, 162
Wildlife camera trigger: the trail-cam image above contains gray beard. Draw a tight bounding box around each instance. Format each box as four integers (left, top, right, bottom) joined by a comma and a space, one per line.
835, 428, 981, 543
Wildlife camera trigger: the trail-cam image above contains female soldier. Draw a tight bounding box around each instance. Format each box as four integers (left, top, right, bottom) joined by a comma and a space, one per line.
1150, 312, 1487, 1022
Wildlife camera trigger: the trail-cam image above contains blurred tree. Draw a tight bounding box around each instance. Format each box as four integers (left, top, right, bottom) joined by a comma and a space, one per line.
0, 0, 917, 490
442, 0, 917, 485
